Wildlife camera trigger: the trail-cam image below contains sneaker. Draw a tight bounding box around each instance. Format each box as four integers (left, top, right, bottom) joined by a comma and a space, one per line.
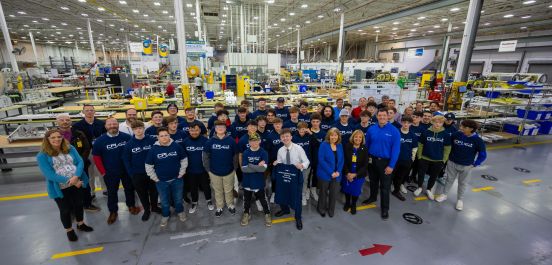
456, 200, 464, 211
229, 207, 236, 215
102, 191, 108, 196
264, 214, 272, 227
302, 198, 307, 206
426, 190, 434, 201
178, 212, 187, 222
413, 187, 423, 197
310, 187, 319, 201
207, 200, 215, 211
189, 203, 197, 214
240, 213, 251, 226
270, 193, 275, 204
256, 200, 263, 212
77, 223, 94, 232
392, 191, 406, 201
435, 194, 447, 203
66, 229, 78, 242
141, 211, 151, 221
160, 217, 169, 227
215, 209, 223, 217
84, 205, 101, 212
90, 194, 96, 201
400, 184, 407, 194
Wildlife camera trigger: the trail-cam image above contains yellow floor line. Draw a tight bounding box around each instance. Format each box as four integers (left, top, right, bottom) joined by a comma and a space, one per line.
356, 204, 376, 211
414, 196, 428, 201
272, 217, 295, 224
0, 187, 107, 202
472, 186, 495, 192
51, 246, 104, 260
487, 140, 552, 151
522, 179, 542, 184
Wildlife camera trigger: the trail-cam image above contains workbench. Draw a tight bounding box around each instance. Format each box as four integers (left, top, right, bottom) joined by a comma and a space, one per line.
46, 86, 82, 99
19, 97, 63, 114
0, 105, 25, 118
0, 136, 41, 171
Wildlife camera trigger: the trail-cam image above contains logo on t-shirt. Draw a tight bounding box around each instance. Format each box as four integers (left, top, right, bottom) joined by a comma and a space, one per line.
106, 141, 126, 150
157, 151, 178, 159
454, 139, 473, 148
426, 136, 444, 143
212, 144, 230, 150
272, 139, 281, 145
131, 145, 151, 153
186, 146, 204, 152
248, 156, 261, 163
401, 138, 413, 144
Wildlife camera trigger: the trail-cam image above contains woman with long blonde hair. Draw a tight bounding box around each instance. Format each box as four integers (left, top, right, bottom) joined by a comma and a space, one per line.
37, 129, 93, 242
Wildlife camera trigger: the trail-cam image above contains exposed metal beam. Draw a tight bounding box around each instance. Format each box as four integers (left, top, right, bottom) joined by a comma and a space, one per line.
303, 0, 467, 43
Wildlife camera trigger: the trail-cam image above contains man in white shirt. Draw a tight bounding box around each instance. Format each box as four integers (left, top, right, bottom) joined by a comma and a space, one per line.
273, 128, 310, 230
119, 108, 137, 136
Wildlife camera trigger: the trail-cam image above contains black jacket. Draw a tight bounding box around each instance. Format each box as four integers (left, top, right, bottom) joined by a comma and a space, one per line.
342, 143, 369, 178
69, 127, 91, 160
73, 118, 106, 146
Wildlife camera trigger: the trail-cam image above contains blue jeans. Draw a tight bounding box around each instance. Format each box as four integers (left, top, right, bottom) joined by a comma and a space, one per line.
156, 178, 184, 217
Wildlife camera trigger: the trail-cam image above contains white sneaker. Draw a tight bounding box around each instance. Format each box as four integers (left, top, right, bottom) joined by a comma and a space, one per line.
207, 200, 215, 211
310, 187, 319, 201
413, 187, 423, 197
302, 198, 307, 206
189, 203, 197, 214
270, 193, 275, 204
178, 212, 187, 222
456, 200, 464, 211
435, 194, 447, 203
160, 216, 168, 227
256, 200, 263, 212
426, 190, 434, 200
400, 184, 407, 194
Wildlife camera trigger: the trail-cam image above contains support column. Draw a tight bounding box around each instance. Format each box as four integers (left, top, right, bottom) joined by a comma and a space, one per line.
195, 0, 204, 75
240, 4, 246, 53
87, 18, 96, 63
74, 41, 80, 67
101, 44, 107, 65
336, 13, 345, 73
339, 32, 347, 73
374, 33, 379, 60
29, 32, 40, 68
0, 1, 19, 72
326, 44, 331, 61
296, 29, 301, 70
454, 0, 483, 82
264, 4, 268, 53
439, 22, 453, 75
174, 0, 189, 83
276, 39, 279, 54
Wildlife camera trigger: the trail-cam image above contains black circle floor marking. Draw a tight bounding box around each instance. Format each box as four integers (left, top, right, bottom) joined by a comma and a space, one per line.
514, 167, 531, 173
481, 175, 498, 181
406, 185, 417, 193
402, 213, 423, 225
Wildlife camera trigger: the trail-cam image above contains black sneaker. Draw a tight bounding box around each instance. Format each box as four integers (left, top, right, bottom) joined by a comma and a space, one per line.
151, 207, 162, 214
67, 229, 78, 241
77, 223, 94, 232
228, 207, 236, 215
184, 196, 191, 204
392, 191, 406, 201
362, 197, 377, 205
90, 194, 96, 200
141, 211, 151, 221
102, 191, 108, 196
84, 204, 101, 212
215, 209, 223, 217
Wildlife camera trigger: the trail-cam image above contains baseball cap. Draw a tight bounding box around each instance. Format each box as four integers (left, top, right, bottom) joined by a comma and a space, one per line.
276, 97, 285, 103
339, 109, 350, 116
444, 112, 456, 120
248, 133, 261, 141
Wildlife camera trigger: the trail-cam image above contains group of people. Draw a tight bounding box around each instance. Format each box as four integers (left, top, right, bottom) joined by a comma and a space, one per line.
37, 95, 487, 242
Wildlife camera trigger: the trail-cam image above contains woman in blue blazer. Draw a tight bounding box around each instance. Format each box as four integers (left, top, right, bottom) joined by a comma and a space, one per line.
37, 129, 93, 242
317, 128, 344, 217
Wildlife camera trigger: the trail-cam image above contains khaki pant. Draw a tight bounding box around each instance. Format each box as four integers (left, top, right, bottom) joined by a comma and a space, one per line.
209, 171, 235, 210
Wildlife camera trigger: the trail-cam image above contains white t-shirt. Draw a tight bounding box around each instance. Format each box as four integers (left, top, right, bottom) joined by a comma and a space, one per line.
52, 153, 77, 189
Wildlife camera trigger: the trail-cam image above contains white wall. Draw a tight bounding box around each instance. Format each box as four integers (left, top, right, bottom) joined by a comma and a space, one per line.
224, 53, 281, 74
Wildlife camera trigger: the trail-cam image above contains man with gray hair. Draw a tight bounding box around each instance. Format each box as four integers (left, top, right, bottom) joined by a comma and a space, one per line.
56, 114, 101, 212
377, 95, 390, 110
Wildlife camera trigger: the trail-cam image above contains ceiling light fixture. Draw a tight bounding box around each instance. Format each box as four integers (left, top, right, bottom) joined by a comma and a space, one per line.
522, 0, 536, 4
61, 22, 68, 25
281, 18, 286, 21
318, 15, 324, 18
133, 9, 139, 13
413, 23, 420, 26
441, 18, 448, 22
42, 17, 49, 21
81, 13, 88, 17
98, 7, 105, 11
450, 7, 460, 12
301, 4, 308, 8
503, 14, 514, 18
162, 10, 168, 14
392, 27, 398, 30
417, 16, 426, 20
289, 12, 295, 16
392, 21, 400, 25
61, 7, 69, 10
305, 20, 311, 24
333, 8, 341, 12
521, 15, 531, 19
433, 25, 440, 28
410, 29, 416, 32
78, 0, 86, 2
186, 4, 193, 8
154, 2, 161, 6
119, 1, 127, 4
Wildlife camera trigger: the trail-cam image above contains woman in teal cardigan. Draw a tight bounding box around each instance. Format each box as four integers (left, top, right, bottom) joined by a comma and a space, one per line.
37, 129, 93, 242
316, 128, 345, 217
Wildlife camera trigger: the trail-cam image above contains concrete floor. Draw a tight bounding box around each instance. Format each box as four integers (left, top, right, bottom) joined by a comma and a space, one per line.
1, 142, 552, 265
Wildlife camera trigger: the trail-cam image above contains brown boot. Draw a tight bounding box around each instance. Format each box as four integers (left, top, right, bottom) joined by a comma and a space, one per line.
107, 212, 118, 225
129, 206, 141, 215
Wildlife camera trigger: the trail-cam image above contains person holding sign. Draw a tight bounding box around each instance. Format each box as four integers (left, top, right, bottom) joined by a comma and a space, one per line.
272, 129, 310, 230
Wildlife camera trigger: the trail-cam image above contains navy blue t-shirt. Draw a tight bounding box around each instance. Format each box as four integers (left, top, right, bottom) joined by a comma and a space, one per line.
332, 122, 355, 144
208, 125, 232, 138
257, 130, 270, 147
204, 136, 238, 176
73, 118, 106, 146
145, 142, 186, 181
266, 131, 283, 162
419, 129, 451, 160
178, 119, 207, 136
265, 123, 275, 134
169, 130, 187, 148
182, 135, 208, 174
92, 132, 131, 176
274, 107, 289, 121
251, 109, 268, 120
444, 123, 458, 137
298, 113, 311, 124
283, 120, 299, 134
292, 133, 312, 161
123, 135, 155, 176
207, 114, 218, 130
321, 119, 334, 131
419, 122, 431, 131
355, 123, 372, 134
241, 148, 269, 190
410, 124, 423, 139
450, 132, 486, 166
398, 130, 418, 162
145, 125, 162, 138
238, 134, 253, 153
230, 119, 249, 140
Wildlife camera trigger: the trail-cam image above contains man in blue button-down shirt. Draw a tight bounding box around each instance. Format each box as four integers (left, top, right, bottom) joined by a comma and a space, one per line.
363, 108, 401, 220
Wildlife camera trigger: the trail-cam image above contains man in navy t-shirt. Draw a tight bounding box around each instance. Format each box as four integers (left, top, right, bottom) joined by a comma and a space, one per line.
274, 97, 290, 121
332, 109, 354, 143
251, 97, 269, 120
283, 106, 300, 134
92, 117, 138, 224
298, 101, 311, 124
179, 107, 207, 136
435, 119, 487, 211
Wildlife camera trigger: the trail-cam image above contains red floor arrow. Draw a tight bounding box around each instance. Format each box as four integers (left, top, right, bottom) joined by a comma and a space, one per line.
358, 244, 392, 256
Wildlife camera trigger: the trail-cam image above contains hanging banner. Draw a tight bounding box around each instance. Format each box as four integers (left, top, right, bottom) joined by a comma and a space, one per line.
499, 40, 517, 52
129, 42, 143, 53
142, 38, 153, 56
186, 40, 214, 58
158, 43, 169, 58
